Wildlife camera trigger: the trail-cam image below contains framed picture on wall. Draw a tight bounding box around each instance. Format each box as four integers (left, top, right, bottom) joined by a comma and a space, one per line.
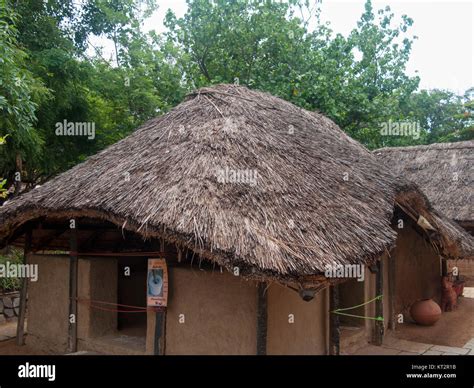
147, 258, 168, 307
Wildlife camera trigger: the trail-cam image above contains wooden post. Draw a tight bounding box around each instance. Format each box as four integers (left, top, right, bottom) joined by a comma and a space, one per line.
153, 309, 166, 355
16, 228, 32, 345
68, 226, 78, 353
154, 238, 166, 355
374, 259, 384, 346
329, 284, 340, 355
388, 255, 396, 331
256, 282, 268, 355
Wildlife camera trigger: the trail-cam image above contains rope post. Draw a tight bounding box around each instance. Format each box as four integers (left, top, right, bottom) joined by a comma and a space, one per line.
16, 228, 32, 345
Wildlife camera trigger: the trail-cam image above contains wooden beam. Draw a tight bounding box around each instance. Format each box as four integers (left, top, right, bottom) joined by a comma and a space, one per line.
30, 222, 116, 231
16, 229, 32, 345
5, 220, 39, 246
329, 284, 340, 355
256, 282, 268, 355
68, 226, 78, 353
32, 229, 66, 252
74, 251, 175, 258
80, 230, 102, 252
374, 259, 384, 346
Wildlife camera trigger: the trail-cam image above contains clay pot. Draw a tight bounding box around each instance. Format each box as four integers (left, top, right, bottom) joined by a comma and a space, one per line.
453, 280, 465, 297
410, 299, 441, 326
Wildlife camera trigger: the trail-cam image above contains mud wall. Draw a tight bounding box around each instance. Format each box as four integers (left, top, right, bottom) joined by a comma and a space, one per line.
392, 223, 441, 320
27, 255, 69, 353
159, 268, 258, 355
266, 284, 328, 355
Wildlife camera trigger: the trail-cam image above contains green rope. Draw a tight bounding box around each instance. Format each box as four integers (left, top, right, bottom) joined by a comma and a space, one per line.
333, 294, 382, 312
331, 294, 384, 321
333, 312, 384, 321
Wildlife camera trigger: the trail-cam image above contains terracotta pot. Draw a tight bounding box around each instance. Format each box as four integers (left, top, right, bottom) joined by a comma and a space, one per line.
453, 281, 465, 297
410, 299, 441, 326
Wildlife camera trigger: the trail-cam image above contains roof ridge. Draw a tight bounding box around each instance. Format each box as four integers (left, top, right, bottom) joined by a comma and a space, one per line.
374, 140, 474, 153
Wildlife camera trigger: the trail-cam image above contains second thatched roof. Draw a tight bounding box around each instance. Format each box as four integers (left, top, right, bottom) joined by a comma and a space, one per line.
374, 141, 473, 224
0, 85, 472, 282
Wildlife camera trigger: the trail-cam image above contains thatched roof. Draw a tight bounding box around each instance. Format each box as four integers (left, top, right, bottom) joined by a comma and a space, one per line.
0, 84, 472, 283
374, 141, 473, 223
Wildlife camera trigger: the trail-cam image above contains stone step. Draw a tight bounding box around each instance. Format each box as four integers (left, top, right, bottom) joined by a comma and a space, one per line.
340, 326, 367, 355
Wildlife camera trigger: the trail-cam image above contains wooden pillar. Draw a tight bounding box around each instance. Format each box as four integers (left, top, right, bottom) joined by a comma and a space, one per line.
329, 284, 340, 355
16, 229, 32, 345
153, 309, 166, 355
374, 259, 384, 346
388, 255, 396, 331
256, 282, 267, 355
154, 239, 167, 355
68, 226, 78, 353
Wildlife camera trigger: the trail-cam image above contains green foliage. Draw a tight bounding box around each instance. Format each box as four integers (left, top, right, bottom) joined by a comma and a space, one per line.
336, 2, 420, 147
1, 0, 185, 185
164, 0, 424, 148
164, 0, 314, 98
0, 248, 23, 292
0, 134, 7, 198
0, 0, 50, 183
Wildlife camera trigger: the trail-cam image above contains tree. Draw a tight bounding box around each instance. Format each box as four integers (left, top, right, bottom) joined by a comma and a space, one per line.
164, 0, 315, 101
339, 1, 420, 148
3, 0, 184, 187
397, 88, 473, 144
0, 0, 50, 190
164, 0, 422, 148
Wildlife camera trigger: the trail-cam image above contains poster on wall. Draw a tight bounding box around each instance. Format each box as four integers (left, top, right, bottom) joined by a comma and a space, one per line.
147, 259, 168, 307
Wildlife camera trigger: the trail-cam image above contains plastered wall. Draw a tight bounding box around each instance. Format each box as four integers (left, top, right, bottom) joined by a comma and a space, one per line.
266, 284, 328, 355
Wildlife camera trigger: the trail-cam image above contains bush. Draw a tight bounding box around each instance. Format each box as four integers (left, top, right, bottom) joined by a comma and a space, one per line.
0, 248, 23, 292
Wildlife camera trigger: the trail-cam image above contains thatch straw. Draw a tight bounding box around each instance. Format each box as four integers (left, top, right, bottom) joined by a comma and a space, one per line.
0, 84, 472, 282
374, 141, 473, 223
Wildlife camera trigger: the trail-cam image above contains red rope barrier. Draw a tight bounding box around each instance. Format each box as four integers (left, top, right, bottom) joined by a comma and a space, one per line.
75, 298, 147, 310
71, 297, 165, 313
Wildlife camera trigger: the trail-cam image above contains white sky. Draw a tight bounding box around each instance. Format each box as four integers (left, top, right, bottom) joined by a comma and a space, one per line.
130, 0, 473, 94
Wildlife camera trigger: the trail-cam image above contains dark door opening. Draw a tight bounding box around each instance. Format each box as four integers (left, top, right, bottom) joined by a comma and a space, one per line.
117, 257, 147, 338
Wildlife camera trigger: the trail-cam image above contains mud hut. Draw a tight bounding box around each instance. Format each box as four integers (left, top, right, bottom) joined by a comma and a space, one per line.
374, 141, 473, 233
0, 85, 472, 355
374, 141, 474, 294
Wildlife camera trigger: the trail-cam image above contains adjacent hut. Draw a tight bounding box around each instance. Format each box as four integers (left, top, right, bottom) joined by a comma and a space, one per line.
374, 140, 474, 294
0, 84, 472, 355
374, 141, 473, 232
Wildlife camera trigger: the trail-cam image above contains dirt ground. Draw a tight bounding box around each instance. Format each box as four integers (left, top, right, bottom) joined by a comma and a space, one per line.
393, 295, 474, 348
0, 321, 50, 355
0, 338, 50, 355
